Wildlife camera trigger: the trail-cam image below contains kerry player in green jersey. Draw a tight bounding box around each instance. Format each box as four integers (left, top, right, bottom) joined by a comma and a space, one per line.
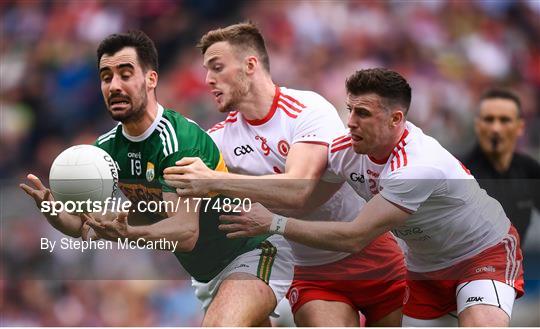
20, 30, 293, 326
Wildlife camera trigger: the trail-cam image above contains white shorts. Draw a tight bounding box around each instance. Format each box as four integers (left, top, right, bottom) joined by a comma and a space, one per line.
456, 279, 516, 317
191, 235, 294, 317
403, 280, 517, 327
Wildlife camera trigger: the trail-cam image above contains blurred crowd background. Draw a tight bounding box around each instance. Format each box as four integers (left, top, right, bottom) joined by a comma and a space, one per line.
1, 0, 539, 326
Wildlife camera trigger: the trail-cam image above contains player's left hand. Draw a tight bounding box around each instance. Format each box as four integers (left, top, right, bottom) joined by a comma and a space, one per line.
82, 212, 130, 241
163, 157, 217, 197
219, 203, 273, 238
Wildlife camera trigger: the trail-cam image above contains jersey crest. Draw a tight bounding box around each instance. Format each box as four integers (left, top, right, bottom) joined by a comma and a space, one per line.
277, 140, 290, 157
146, 162, 155, 182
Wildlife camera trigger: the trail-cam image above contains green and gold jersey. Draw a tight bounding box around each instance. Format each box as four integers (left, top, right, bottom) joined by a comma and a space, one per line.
94, 104, 266, 282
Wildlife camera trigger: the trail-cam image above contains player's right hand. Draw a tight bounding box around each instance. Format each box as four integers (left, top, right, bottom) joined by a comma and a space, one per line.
80, 221, 101, 241
19, 174, 54, 212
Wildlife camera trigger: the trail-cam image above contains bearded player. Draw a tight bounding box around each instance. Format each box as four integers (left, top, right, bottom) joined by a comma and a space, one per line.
163, 23, 406, 326
220, 68, 525, 327
20, 30, 294, 327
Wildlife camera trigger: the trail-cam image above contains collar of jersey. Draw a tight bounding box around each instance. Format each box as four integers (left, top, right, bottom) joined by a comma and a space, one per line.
367, 126, 410, 165
244, 85, 281, 126
121, 103, 164, 142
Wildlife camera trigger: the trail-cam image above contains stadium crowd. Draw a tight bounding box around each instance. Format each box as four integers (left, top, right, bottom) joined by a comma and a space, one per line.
1, 0, 539, 326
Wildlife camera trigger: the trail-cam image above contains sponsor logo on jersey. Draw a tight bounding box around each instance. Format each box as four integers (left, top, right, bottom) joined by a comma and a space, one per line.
104, 155, 119, 198
466, 296, 484, 303
350, 172, 365, 183
128, 152, 141, 159
146, 162, 155, 182
255, 135, 270, 156
233, 263, 250, 270
277, 140, 290, 157
233, 145, 254, 156
475, 266, 496, 273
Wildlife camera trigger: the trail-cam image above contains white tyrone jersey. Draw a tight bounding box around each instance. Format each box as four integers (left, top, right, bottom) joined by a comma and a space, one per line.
209, 86, 365, 266
326, 121, 510, 272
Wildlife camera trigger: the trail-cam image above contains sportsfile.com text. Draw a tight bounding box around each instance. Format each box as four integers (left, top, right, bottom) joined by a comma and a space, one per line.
40, 197, 252, 216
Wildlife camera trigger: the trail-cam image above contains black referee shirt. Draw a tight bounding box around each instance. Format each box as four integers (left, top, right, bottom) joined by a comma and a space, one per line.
461, 145, 540, 240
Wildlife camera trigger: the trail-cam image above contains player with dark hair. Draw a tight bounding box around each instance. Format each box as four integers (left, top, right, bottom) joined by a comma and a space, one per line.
164, 23, 406, 327
220, 68, 525, 327
20, 30, 294, 327
462, 88, 540, 239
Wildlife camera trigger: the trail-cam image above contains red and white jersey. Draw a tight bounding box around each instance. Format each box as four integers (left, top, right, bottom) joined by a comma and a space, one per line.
326, 121, 510, 272
209, 86, 365, 266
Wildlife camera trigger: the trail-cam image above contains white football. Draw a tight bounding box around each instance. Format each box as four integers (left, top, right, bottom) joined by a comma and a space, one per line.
49, 145, 119, 204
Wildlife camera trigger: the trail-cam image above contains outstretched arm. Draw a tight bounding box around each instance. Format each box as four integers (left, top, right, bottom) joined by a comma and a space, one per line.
164, 143, 332, 209
220, 194, 410, 253
20, 174, 84, 237
269, 179, 343, 218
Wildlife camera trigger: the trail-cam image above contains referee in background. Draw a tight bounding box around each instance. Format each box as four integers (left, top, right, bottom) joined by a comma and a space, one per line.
462, 88, 540, 241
